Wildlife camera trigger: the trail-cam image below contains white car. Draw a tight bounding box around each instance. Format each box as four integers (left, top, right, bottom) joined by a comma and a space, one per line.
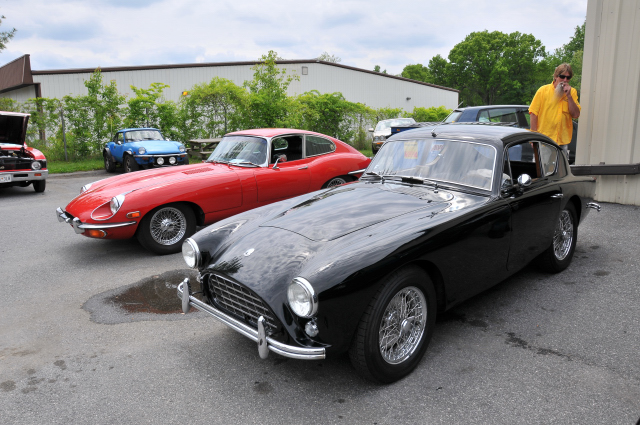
368, 118, 416, 154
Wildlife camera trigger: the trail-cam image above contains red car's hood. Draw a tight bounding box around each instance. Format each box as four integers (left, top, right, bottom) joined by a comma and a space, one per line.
68, 163, 237, 208
0, 112, 29, 147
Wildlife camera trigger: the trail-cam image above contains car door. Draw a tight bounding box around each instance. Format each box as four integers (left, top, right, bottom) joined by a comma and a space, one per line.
111, 132, 126, 162
254, 134, 311, 203
504, 140, 564, 271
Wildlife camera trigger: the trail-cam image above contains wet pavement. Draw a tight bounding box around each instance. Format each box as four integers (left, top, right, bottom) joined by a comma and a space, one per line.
1, 173, 639, 425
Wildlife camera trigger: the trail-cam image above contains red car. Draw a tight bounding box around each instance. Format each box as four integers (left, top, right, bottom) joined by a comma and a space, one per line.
1, 111, 48, 192
56, 128, 370, 254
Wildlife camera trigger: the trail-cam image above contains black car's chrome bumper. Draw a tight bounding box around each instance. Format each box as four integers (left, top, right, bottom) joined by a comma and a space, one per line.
177, 279, 326, 360
56, 207, 137, 234
586, 202, 602, 212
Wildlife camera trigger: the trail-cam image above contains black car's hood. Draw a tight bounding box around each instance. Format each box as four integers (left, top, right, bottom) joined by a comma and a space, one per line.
260, 182, 455, 241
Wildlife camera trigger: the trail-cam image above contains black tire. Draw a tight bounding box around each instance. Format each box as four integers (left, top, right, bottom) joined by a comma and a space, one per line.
137, 203, 196, 255
124, 154, 139, 173
104, 153, 116, 173
323, 176, 349, 188
183, 156, 190, 165
349, 266, 437, 383
32, 180, 46, 193
536, 203, 577, 273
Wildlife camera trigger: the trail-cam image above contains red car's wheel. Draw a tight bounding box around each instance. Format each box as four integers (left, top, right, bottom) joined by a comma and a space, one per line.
137, 204, 196, 255
33, 180, 46, 193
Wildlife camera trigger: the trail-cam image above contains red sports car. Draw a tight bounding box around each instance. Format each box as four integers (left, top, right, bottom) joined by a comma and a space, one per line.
56, 128, 370, 254
1, 111, 48, 192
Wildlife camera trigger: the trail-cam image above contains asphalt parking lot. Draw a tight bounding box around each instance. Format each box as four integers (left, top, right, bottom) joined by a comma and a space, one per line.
1, 172, 639, 425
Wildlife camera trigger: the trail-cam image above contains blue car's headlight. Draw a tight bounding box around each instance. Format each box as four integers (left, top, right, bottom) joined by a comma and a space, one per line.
179, 145, 186, 153
138, 147, 146, 154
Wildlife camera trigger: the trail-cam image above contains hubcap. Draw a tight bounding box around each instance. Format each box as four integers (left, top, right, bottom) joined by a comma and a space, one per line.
378, 286, 427, 364
327, 178, 346, 187
553, 210, 574, 260
149, 207, 187, 246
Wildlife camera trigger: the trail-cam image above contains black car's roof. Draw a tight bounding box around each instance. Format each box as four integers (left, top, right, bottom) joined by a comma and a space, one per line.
454, 105, 529, 111
388, 122, 557, 149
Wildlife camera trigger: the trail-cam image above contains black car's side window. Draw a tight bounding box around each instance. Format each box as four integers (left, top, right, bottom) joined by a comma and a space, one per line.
305, 135, 336, 157
539, 142, 559, 177
506, 141, 542, 183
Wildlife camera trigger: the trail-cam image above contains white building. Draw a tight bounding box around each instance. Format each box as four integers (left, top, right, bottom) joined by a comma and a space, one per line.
0, 55, 459, 111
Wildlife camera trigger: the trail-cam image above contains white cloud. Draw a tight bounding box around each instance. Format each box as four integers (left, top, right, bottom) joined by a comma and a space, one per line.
1, 0, 587, 73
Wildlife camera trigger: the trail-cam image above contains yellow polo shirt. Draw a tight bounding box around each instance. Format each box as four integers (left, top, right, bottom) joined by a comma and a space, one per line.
529, 83, 581, 146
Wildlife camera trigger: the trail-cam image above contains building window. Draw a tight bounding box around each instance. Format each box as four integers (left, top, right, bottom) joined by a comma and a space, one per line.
302, 66, 308, 75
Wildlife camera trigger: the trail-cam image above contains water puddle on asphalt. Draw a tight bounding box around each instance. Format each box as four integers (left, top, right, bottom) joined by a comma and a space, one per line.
83, 269, 201, 324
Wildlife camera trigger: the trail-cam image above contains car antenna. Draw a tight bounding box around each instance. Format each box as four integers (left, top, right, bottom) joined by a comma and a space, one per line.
432, 101, 463, 137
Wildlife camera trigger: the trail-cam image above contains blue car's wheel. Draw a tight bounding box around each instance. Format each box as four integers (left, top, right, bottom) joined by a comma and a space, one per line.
137, 203, 196, 255
104, 152, 116, 173
124, 154, 139, 173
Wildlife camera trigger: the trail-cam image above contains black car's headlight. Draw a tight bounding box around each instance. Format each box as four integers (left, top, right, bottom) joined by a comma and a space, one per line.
31, 161, 42, 170
287, 277, 318, 318
182, 238, 201, 268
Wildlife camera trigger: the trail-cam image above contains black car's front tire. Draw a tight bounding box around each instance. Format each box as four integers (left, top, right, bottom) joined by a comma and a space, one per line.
349, 266, 436, 383
536, 203, 577, 273
137, 203, 196, 255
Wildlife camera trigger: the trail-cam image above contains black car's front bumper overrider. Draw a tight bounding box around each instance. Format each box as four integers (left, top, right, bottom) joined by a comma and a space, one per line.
56, 207, 137, 234
178, 279, 326, 360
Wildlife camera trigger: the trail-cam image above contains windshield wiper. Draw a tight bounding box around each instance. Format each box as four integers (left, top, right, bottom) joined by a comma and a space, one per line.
206, 158, 229, 164
361, 171, 386, 181
229, 159, 259, 167
385, 175, 440, 190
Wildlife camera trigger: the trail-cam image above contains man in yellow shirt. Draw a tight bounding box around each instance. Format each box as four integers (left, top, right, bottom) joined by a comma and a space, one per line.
529, 63, 581, 158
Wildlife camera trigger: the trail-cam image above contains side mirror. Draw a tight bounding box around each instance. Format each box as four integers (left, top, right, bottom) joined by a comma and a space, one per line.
517, 174, 532, 187
272, 154, 287, 169
368, 128, 374, 132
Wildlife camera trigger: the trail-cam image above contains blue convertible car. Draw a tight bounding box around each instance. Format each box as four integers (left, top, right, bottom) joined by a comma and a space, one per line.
103, 128, 189, 173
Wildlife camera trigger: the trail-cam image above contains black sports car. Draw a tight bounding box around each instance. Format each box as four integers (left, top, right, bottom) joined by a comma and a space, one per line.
177, 123, 600, 383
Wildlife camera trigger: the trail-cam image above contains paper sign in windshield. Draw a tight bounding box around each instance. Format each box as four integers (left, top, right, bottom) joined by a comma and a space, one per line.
425, 141, 444, 164
404, 141, 419, 159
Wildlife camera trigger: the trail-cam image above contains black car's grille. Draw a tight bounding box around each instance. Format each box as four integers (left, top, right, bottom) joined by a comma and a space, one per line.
205, 274, 280, 334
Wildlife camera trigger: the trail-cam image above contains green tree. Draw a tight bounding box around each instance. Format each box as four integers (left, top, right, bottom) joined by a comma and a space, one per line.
243, 50, 298, 128
294, 90, 355, 139
427, 55, 450, 87
180, 77, 247, 139
0, 11, 16, 53
124, 82, 170, 129
405, 106, 451, 122
447, 30, 545, 106
401, 64, 430, 82
317, 52, 341, 63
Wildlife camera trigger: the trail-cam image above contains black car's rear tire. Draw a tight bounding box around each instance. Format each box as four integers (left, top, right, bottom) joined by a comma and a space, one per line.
104, 153, 116, 172
349, 266, 436, 383
124, 154, 139, 173
33, 180, 46, 193
536, 203, 577, 273
137, 203, 196, 255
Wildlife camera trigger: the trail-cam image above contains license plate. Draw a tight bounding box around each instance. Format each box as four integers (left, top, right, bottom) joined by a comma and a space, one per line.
0, 174, 12, 183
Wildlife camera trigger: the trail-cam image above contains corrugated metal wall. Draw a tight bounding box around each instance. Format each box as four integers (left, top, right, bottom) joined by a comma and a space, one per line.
579, 0, 640, 205
3, 62, 457, 111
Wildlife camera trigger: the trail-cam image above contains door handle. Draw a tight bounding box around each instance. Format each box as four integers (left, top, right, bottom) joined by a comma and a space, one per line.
298, 166, 309, 170
551, 193, 563, 198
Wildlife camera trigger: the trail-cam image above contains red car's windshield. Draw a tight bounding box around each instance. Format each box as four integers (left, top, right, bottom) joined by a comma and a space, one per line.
207, 136, 268, 166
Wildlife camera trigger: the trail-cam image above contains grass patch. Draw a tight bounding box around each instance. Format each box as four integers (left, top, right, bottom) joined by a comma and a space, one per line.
358, 148, 373, 158
48, 158, 104, 174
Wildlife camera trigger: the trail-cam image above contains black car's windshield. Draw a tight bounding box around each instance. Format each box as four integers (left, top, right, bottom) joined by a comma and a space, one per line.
366, 138, 497, 191
124, 130, 163, 141
206, 136, 267, 166
443, 111, 462, 123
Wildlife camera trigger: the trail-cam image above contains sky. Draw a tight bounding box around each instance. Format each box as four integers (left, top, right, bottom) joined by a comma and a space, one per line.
1, 0, 588, 74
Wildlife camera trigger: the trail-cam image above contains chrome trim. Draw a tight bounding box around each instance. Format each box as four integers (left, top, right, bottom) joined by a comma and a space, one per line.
257, 317, 269, 359
177, 279, 326, 360
587, 202, 602, 212
0, 170, 48, 182
56, 207, 137, 234
183, 238, 201, 268
297, 166, 309, 170
135, 154, 187, 158
348, 168, 366, 175
289, 277, 319, 318
551, 193, 564, 198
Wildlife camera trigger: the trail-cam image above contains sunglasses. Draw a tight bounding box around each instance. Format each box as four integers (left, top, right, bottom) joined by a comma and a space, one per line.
557, 74, 572, 80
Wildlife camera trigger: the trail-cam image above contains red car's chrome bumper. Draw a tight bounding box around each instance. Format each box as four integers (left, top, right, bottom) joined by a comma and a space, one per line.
56, 207, 137, 235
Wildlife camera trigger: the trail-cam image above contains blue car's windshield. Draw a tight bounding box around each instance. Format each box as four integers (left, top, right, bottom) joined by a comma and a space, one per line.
367, 138, 497, 191
125, 130, 163, 141
207, 136, 268, 166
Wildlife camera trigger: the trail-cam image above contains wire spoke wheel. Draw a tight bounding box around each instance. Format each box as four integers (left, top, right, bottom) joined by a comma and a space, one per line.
553, 210, 574, 261
149, 207, 187, 246
378, 286, 427, 364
